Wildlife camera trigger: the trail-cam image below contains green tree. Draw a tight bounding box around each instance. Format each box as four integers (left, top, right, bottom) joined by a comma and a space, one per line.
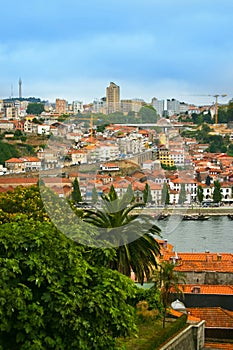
0, 185, 47, 222
14, 129, 23, 138
83, 185, 161, 284
0, 219, 137, 349
0, 141, 20, 164
205, 175, 211, 186
161, 183, 170, 205
213, 180, 222, 203
143, 183, 153, 204
157, 261, 186, 328
197, 185, 204, 203
125, 184, 135, 203
138, 106, 158, 123
227, 143, 233, 156
91, 186, 99, 204
178, 184, 186, 205
226, 102, 233, 122
26, 102, 44, 115
71, 177, 82, 202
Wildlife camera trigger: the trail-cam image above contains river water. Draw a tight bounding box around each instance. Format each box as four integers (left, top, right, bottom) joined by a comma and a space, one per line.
156, 216, 233, 253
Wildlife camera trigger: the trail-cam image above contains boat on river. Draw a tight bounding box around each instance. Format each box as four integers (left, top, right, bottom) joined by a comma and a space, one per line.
182, 214, 210, 221
156, 213, 170, 220
227, 214, 233, 220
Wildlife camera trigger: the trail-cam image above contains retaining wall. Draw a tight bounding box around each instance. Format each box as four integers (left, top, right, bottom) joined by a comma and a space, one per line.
158, 321, 205, 350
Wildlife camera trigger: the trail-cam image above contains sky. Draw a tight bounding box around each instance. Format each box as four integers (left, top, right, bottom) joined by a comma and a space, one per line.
0, 0, 233, 106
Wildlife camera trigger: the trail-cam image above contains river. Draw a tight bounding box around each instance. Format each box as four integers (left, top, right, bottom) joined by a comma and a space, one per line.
156, 215, 233, 253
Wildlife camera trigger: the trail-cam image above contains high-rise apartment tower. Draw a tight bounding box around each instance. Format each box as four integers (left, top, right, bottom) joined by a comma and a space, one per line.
106, 82, 120, 114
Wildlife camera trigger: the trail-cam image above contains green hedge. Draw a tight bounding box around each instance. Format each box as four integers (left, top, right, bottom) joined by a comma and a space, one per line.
147, 314, 188, 350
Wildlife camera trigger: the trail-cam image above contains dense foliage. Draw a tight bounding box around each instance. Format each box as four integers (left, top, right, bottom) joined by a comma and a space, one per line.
0, 185, 47, 223
0, 141, 20, 164
26, 102, 45, 115
0, 219, 137, 349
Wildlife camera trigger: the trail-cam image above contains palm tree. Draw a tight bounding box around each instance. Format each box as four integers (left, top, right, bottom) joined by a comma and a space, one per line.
157, 260, 186, 327
82, 185, 161, 284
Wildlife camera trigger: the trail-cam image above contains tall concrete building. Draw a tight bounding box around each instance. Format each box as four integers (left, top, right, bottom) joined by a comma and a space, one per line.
106, 82, 120, 114
72, 100, 83, 114
151, 98, 165, 118
56, 99, 67, 115
167, 98, 180, 116
93, 98, 106, 114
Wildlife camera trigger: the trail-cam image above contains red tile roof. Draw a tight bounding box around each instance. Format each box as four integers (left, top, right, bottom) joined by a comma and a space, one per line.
187, 307, 233, 328
5, 158, 23, 163
162, 252, 233, 273
180, 284, 233, 295
205, 342, 233, 349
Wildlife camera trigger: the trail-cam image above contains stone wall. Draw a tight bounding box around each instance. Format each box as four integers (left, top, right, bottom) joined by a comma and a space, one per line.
158, 321, 205, 350
183, 271, 233, 285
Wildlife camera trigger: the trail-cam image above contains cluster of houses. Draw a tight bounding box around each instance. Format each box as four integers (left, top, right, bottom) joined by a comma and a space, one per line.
1, 118, 233, 204
1, 151, 233, 205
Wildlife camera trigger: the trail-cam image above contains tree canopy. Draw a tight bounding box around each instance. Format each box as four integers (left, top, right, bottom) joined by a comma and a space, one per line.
0, 218, 138, 349
0, 141, 20, 165
26, 102, 45, 115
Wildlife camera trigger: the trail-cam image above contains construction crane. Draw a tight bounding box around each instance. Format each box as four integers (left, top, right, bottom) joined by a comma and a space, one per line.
211, 94, 227, 124
182, 93, 227, 123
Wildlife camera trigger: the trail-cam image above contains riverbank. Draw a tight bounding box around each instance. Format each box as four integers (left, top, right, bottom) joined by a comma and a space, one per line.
135, 206, 233, 216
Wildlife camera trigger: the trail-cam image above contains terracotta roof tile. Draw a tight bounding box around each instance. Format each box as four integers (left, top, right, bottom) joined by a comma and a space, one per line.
162, 252, 233, 273
205, 342, 233, 349
187, 307, 233, 328
180, 284, 233, 295
5, 158, 23, 163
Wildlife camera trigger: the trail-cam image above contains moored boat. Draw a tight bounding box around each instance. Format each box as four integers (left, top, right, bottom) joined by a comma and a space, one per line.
156, 213, 170, 220
196, 214, 210, 221
182, 214, 210, 221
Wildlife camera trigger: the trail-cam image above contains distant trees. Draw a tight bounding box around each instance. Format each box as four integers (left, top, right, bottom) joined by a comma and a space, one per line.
161, 183, 170, 205
178, 184, 186, 205
26, 102, 44, 115
213, 180, 222, 203
227, 143, 233, 156
197, 185, 204, 203
91, 187, 99, 204
0, 141, 20, 164
138, 106, 158, 123
71, 178, 82, 202
143, 183, 152, 204
205, 175, 211, 186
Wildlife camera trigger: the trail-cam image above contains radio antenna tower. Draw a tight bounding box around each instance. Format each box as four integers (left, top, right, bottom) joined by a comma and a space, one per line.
10, 84, 14, 99
19, 78, 22, 99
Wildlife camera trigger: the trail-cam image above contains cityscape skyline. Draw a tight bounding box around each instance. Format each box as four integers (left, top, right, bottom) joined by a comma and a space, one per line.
0, 0, 233, 105
1, 78, 231, 110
